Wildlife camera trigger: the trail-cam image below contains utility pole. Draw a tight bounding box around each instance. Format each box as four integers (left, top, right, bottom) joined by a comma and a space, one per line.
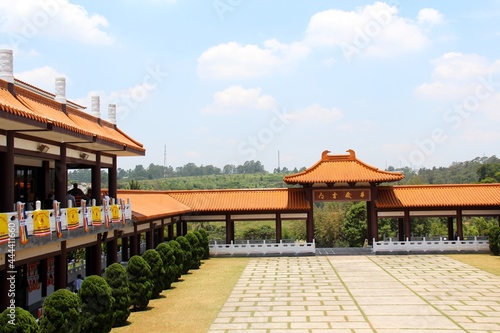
163, 145, 167, 178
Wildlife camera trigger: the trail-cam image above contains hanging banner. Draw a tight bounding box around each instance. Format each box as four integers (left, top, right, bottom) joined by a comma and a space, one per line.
27, 262, 40, 292
18, 202, 28, 244
0, 213, 9, 244
67, 207, 80, 230
120, 199, 126, 226
47, 258, 55, 286
82, 200, 89, 233
103, 200, 110, 228
92, 206, 102, 226
53, 201, 62, 238
33, 210, 51, 236
111, 204, 121, 223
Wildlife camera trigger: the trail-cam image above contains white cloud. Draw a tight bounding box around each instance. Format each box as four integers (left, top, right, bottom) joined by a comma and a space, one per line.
15, 66, 67, 92
202, 86, 277, 115
415, 53, 500, 100
197, 40, 309, 80
304, 2, 430, 59
285, 104, 343, 123
0, 0, 114, 47
417, 8, 444, 25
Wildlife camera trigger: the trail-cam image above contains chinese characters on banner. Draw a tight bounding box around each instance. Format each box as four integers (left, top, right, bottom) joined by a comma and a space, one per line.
314, 189, 371, 202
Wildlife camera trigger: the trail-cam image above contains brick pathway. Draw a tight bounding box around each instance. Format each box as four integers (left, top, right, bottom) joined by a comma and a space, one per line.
208, 255, 500, 333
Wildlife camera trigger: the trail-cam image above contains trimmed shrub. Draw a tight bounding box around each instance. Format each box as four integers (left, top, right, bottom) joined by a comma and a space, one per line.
127, 255, 153, 310
168, 240, 184, 281
79, 275, 114, 333
104, 263, 131, 327
175, 236, 193, 274
197, 228, 210, 259
488, 225, 500, 255
185, 232, 202, 269
0, 307, 39, 333
156, 242, 178, 289
142, 249, 165, 299
39, 288, 80, 333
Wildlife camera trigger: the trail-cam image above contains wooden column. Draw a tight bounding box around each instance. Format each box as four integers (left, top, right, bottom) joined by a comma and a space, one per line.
167, 224, 173, 240
158, 220, 165, 244
146, 223, 153, 250
275, 214, 282, 242
106, 230, 119, 266
182, 221, 188, 236
447, 217, 454, 240
55, 143, 68, 207
130, 234, 138, 257
108, 156, 117, 202
55, 241, 67, 290
121, 236, 129, 261
456, 210, 463, 240
91, 152, 101, 205
305, 187, 314, 243
39, 259, 47, 298
0, 131, 15, 212
398, 218, 404, 241
225, 214, 234, 243
403, 210, 411, 240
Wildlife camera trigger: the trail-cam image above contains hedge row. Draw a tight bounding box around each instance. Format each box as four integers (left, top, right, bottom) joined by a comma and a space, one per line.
0, 230, 209, 333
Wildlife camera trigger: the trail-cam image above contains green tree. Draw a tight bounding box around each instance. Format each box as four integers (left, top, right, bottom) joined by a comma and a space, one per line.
79, 275, 114, 333
142, 249, 165, 299
156, 242, 178, 289
168, 240, 185, 281
196, 229, 210, 259
175, 236, 193, 274
104, 263, 131, 327
127, 255, 153, 310
313, 202, 346, 247
39, 289, 80, 333
342, 202, 367, 247
185, 232, 203, 269
488, 225, 500, 255
0, 307, 39, 333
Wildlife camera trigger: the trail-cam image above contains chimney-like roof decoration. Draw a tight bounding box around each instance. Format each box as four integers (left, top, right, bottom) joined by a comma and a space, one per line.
283, 149, 404, 185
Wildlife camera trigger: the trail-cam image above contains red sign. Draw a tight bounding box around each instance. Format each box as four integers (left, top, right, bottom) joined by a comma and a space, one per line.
313, 189, 371, 202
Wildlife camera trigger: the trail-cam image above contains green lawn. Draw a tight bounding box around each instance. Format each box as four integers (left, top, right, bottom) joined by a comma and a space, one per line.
447, 253, 500, 276
112, 257, 249, 333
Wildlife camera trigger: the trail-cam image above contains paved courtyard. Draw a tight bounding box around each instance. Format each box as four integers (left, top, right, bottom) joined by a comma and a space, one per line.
208, 255, 500, 333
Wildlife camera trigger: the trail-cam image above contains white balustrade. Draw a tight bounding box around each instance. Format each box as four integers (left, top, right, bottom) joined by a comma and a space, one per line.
209, 239, 316, 256
372, 237, 490, 253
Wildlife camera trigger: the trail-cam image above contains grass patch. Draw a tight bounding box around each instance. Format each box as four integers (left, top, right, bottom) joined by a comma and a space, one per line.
447, 253, 500, 276
112, 257, 249, 333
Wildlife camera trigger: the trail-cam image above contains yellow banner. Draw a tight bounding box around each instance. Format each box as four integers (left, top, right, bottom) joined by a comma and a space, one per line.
33, 210, 51, 236
67, 207, 80, 230
111, 205, 120, 223
92, 206, 102, 226
0, 213, 9, 244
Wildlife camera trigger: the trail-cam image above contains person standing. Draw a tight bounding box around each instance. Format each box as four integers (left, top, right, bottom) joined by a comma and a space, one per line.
74, 274, 83, 293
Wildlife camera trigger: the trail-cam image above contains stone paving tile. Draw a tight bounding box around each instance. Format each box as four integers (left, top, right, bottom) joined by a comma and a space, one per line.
207, 255, 500, 333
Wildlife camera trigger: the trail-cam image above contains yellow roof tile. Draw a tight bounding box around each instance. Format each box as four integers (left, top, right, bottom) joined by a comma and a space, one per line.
284, 149, 404, 184
118, 190, 192, 221
376, 184, 500, 208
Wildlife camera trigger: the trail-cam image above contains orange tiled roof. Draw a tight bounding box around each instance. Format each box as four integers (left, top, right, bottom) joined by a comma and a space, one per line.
168, 188, 310, 212
0, 78, 145, 154
118, 190, 192, 221
376, 184, 500, 208
284, 149, 404, 185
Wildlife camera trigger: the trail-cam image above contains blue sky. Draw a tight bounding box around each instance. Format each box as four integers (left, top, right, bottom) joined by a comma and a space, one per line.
1, 0, 500, 172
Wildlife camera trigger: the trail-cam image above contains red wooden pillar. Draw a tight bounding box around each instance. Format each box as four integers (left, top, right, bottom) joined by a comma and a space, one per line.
456, 210, 463, 240
398, 218, 404, 241
55, 143, 68, 208
91, 152, 101, 205
225, 214, 234, 243
447, 217, 454, 240
305, 187, 314, 243
0, 269, 8, 311
0, 131, 15, 212
121, 236, 129, 261
55, 241, 67, 290
158, 220, 165, 244
403, 210, 411, 240
146, 223, 153, 250
275, 213, 282, 242
130, 233, 138, 257
106, 230, 119, 266
167, 224, 174, 240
